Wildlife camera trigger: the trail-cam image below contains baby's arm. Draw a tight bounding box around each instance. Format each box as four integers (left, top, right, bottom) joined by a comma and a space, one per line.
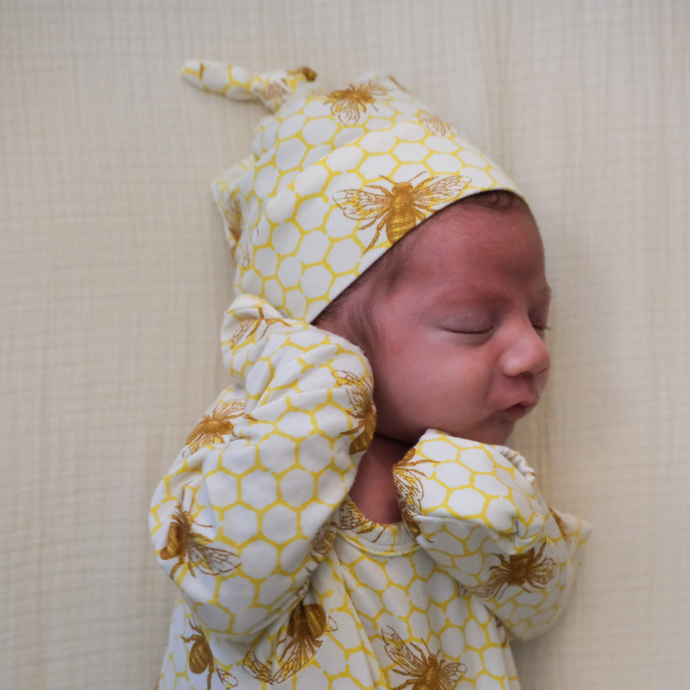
150, 315, 373, 641
394, 431, 591, 641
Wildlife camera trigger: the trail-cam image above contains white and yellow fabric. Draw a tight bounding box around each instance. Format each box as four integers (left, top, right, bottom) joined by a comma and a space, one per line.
150, 296, 589, 690
149, 63, 591, 689
181, 60, 521, 322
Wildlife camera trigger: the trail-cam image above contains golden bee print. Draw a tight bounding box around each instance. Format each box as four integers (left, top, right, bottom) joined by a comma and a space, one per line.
334, 174, 470, 250
185, 400, 246, 454
387, 74, 408, 93
259, 67, 316, 105
234, 244, 251, 269
219, 195, 252, 268
240, 653, 277, 685
392, 450, 437, 506
421, 114, 451, 136
182, 618, 237, 690
222, 195, 242, 250
160, 488, 238, 581
227, 307, 290, 347
334, 370, 376, 454
259, 80, 289, 102
287, 66, 317, 82
242, 602, 337, 683
552, 509, 573, 548
338, 500, 387, 542
310, 523, 337, 559
473, 542, 557, 600
281, 602, 336, 677
325, 81, 388, 125
392, 450, 438, 538
382, 627, 466, 690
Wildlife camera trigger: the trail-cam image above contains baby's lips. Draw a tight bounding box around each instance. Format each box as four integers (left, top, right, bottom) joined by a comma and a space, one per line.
499, 402, 536, 421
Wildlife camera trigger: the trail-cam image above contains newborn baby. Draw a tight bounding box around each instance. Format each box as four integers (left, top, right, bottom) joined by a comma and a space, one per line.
150, 63, 590, 690
316, 191, 550, 525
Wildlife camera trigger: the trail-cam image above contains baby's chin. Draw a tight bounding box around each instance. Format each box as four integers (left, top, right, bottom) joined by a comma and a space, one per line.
380, 416, 516, 447
431, 419, 516, 446
469, 429, 513, 446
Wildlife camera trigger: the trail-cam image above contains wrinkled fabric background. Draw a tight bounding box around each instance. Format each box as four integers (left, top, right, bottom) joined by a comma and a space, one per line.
1, 2, 688, 688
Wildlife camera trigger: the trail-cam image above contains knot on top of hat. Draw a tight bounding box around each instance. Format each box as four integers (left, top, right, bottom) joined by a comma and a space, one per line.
182, 60, 317, 111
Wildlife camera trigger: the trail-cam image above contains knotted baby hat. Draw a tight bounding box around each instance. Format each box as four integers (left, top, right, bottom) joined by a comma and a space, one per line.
183, 60, 521, 323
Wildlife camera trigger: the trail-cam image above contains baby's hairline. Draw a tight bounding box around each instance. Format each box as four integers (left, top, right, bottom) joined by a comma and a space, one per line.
314, 190, 532, 356
319, 191, 531, 301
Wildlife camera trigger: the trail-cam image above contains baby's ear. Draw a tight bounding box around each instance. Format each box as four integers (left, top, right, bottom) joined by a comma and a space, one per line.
181, 60, 317, 112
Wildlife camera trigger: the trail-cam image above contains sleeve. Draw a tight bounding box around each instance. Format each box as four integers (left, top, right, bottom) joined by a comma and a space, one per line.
149, 322, 375, 642
392, 430, 591, 641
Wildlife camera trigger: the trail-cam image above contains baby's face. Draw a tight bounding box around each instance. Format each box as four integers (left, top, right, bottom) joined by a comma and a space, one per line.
320, 199, 551, 447
367, 200, 551, 446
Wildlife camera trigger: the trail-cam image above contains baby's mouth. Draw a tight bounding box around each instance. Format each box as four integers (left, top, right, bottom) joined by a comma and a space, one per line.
499, 403, 535, 421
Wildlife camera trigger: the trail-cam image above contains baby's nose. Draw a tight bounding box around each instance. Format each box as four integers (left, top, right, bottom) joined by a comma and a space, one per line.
501, 322, 551, 379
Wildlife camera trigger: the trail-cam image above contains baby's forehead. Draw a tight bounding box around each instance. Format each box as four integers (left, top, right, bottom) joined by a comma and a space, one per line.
405, 199, 540, 260
378, 201, 546, 300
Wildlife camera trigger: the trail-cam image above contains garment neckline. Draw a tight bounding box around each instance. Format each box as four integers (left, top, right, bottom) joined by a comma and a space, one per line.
336, 498, 416, 554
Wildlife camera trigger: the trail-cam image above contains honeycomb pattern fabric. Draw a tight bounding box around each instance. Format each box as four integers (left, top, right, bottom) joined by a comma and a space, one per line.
181, 60, 522, 323
151, 64, 591, 689
150, 297, 591, 690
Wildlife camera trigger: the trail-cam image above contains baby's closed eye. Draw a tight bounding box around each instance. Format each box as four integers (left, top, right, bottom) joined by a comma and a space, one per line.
437, 314, 495, 335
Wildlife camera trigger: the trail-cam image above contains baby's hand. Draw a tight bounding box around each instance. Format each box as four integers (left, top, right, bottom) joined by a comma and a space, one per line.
391, 430, 590, 641
392, 431, 545, 546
